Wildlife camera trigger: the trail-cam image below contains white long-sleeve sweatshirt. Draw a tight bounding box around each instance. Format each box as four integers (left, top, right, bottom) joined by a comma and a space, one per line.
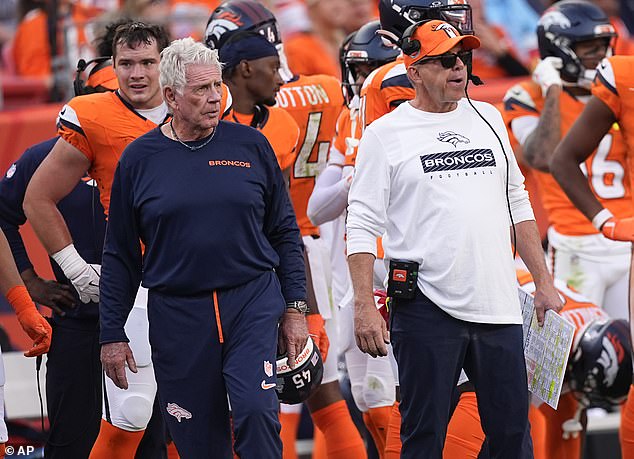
347, 99, 535, 324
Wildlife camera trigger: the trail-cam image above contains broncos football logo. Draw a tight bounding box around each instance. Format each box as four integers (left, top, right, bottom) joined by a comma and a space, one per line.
205, 12, 244, 48
437, 131, 470, 147
538, 10, 571, 30
166, 403, 192, 422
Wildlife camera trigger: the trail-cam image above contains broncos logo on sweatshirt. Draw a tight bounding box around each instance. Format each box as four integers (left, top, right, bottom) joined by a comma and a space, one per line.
437, 131, 470, 147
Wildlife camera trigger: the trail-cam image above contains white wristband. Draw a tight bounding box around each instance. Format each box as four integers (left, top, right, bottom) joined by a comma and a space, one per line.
51, 244, 87, 279
591, 208, 614, 230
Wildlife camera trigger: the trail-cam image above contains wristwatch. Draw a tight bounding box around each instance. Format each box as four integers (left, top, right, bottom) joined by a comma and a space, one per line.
286, 300, 309, 314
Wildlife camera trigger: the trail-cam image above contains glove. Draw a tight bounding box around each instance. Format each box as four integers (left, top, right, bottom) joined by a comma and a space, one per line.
306, 313, 330, 363
601, 217, 634, 242
6, 285, 52, 357
52, 244, 101, 303
532, 57, 563, 97
374, 289, 389, 327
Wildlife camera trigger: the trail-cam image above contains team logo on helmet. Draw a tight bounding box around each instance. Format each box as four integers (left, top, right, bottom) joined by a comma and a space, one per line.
597, 332, 625, 386
539, 10, 571, 30
166, 403, 192, 422
437, 131, 470, 147
205, 12, 244, 49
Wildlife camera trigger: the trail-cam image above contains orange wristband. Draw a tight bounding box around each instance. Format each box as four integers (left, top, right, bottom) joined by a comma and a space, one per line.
6, 285, 36, 314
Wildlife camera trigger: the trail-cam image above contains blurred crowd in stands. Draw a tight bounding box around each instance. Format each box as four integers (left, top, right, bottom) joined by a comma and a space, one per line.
1, 0, 634, 105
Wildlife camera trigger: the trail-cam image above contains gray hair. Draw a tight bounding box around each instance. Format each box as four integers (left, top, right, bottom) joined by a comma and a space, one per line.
159, 37, 222, 94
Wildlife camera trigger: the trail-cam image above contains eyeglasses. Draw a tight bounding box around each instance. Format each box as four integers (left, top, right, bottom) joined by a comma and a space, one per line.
417, 51, 472, 69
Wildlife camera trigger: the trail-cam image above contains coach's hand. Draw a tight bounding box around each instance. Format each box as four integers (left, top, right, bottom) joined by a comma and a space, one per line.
533, 282, 563, 327
101, 342, 137, 390
601, 217, 634, 242
279, 310, 309, 369
354, 298, 389, 358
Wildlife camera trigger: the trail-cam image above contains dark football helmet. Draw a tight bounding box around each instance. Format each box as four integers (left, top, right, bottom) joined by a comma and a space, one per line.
567, 319, 633, 408
341, 21, 400, 101
276, 337, 324, 404
205, 0, 281, 49
205, 0, 293, 80
378, 0, 473, 44
537, 0, 616, 86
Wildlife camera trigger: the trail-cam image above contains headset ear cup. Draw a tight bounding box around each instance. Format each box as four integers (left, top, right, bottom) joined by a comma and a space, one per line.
401, 37, 419, 56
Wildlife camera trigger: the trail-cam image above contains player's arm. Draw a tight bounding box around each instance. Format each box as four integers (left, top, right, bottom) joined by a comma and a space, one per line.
0, 142, 76, 313
520, 85, 562, 172
0, 229, 52, 357
550, 97, 634, 240
24, 138, 90, 253
24, 139, 101, 303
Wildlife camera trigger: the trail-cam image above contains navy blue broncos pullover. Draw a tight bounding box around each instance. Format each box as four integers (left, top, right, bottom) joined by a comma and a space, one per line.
0, 138, 106, 321
100, 121, 306, 343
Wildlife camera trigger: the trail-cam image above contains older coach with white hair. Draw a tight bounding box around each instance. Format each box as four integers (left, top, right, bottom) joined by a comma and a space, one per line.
99, 37, 308, 458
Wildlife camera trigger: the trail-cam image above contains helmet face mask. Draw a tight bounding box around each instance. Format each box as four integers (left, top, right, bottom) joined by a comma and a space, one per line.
567, 319, 633, 409
378, 0, 473, 43
341, 21, 401, 102
536, 0, 616, 86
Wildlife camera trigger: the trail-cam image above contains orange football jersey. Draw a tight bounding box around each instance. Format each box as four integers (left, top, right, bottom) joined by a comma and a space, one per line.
57, 91, 164, 214
276, 73, 344, 236
503, 80, 632, 235
58, 86, 231, 214
225, 106, 300, 172
593, 56, 634, 163
360, 57, 414, 129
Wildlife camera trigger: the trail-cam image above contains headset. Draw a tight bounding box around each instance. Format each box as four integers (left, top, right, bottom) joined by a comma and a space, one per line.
400, 20, 517, 253
73, 56, 113, 97
399, 19, 483, 86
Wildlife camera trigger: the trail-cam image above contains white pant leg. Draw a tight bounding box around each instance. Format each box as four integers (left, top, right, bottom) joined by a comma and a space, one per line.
103, 287, 157, 431
548, 228, 630, 318
340, 286, 395, 411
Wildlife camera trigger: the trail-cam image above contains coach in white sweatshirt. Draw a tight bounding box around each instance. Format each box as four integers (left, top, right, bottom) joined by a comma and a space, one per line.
346, 20, 562, 459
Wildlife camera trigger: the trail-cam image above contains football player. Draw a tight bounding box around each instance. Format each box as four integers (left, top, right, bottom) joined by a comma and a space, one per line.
23, 22, 171, 458
0, 229, 52, 459
307, 21, 400, 457
502, 0, 632, 320
550, 53, 634, 459
205, 3, 366, 458
218, 31, 300, 178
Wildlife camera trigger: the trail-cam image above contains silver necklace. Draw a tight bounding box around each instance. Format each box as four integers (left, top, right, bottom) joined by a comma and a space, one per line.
170, 120, 215, 151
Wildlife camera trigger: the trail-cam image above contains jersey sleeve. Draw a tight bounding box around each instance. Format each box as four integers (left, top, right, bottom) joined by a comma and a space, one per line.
593, 57, 621, 120
57, 99, 96, 162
